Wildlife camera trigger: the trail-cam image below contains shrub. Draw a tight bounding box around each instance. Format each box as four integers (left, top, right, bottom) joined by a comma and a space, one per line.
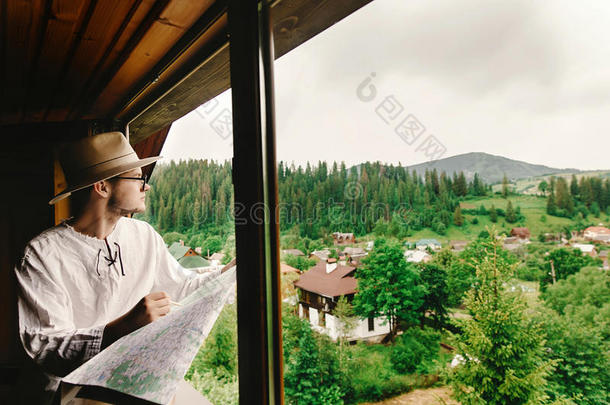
391, 327, 441, 374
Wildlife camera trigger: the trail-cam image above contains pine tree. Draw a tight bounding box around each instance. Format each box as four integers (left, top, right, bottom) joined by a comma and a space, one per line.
570, 174, 579, 197
449, 230, 554, 404
284, 325, 321, 404
502, 173, 509, 198
505, 200, 517, 223
454, 205, 464, 226
489, 204, 498, 223
547, 191, 557, 215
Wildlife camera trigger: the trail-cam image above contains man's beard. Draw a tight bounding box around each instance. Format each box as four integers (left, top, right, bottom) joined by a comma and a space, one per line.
108, 194, 143, 217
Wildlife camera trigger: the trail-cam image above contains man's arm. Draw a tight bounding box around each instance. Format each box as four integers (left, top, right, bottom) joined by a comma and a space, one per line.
151, 230, 214, 302
16, 253, 105, 377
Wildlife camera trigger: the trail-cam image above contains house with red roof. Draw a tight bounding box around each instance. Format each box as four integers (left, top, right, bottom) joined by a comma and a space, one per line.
584, 226, 610, 243
293, 258, 390, 342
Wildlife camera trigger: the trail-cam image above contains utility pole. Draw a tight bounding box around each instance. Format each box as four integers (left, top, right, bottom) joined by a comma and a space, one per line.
549, 259, 557, 284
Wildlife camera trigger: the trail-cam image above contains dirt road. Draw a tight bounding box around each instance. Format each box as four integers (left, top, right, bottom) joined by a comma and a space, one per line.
361, 386, 459, 405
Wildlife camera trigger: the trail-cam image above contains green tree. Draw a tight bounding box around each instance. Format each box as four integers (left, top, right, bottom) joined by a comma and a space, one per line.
538, 180, 548, 195
547, 191, 558, 215
502, 173, 509, 198
449, 230, 554, 405
541, 248, 601, 290
333, 296, 357, 369
536, 308, 610, 405
418, 263, 449, 328
284, 324, 322, 404
489, 204, 498, 223
542, 266, 610, 315
202, 235, 223, 255
162, 231, 187, 246
505, 200, 517, 223
353, 239, 425, 337
453, 206, 464, 227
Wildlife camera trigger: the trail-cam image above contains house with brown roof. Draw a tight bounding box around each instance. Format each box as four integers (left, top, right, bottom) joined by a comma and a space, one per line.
510, 227, 531, 242
332, 232, 355, 245
293, 259, 390, 342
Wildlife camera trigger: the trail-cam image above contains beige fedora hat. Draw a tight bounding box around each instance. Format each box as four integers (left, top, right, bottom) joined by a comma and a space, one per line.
49, 132, 161, 205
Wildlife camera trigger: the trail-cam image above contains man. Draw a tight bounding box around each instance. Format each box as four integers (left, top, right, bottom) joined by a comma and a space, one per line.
15, 132, 211, 404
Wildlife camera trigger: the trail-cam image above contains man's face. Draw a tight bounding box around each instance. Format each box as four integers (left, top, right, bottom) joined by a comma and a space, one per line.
107, 168, 150, 215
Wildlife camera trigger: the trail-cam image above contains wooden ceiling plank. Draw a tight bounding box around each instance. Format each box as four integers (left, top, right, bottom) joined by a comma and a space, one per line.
41, 0, 98, 121
89, 0, 215, 117
112, 0, 227, 119
71, 0, 172, 121
22, 0, 90, 122
12, 0, 52, 123
65, 0, 145, 121
44, 0, 132, 122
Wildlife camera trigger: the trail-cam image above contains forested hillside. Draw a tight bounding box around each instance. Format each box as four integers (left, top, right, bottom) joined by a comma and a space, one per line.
141, 159, 489, 240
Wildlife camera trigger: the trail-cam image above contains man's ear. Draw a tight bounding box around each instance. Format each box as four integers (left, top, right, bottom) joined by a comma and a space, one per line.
92, 180, 111, 198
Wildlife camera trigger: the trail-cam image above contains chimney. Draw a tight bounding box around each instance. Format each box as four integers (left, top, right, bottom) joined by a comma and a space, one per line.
326, 257, 337, 273
179, 239, 184, 246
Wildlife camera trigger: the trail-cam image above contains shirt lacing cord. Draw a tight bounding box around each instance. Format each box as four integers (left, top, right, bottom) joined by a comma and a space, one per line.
95, 238, 125, 277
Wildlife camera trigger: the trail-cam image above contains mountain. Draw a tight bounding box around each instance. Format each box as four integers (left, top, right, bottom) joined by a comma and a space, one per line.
404, 152, 580, 184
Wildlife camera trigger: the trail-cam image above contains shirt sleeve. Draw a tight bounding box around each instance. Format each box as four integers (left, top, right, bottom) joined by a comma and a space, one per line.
15, 247, 104, 378
151, 231, 213, 302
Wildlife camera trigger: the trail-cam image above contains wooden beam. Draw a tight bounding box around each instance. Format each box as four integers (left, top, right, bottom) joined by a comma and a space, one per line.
129, 0, 373, 144
112, 0, 227, 120
229, 0, 283, 403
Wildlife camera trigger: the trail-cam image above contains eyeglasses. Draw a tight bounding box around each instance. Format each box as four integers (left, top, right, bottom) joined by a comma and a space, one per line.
113, 174, 149, 190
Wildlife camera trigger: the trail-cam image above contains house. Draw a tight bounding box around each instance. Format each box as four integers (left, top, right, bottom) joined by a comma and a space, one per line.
572, 243, 598, 257
178, 255, 211, 269
584, 226, 610, 243
281, 263, 301, 274
168, 241, 199, 261
208, 252, 225, 266
510, 227, 531, 242
309, 249, 331, 262
404, 250, 432, 263
293, 259, 390, 342
342, 246, 367, 258
281, 249, 305, 257
450, 240, 468, 252
415, 239, 441, 251
332, 232, 355, 245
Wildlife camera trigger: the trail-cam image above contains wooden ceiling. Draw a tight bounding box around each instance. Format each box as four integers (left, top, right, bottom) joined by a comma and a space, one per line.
0, 0, 373, 143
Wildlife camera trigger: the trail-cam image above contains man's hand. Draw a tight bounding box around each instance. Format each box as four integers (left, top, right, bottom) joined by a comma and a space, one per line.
129, 291, 172, 328
102, 291, 171, 349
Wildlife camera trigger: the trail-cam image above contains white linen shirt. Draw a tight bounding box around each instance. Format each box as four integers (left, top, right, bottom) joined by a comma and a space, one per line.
15, 217, 210, 404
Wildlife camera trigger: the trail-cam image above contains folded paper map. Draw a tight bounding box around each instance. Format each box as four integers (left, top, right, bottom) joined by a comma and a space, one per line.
62, 268, 236, 404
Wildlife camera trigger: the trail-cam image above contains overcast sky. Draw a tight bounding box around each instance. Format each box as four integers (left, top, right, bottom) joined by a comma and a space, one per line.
161, 0, 610, 171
